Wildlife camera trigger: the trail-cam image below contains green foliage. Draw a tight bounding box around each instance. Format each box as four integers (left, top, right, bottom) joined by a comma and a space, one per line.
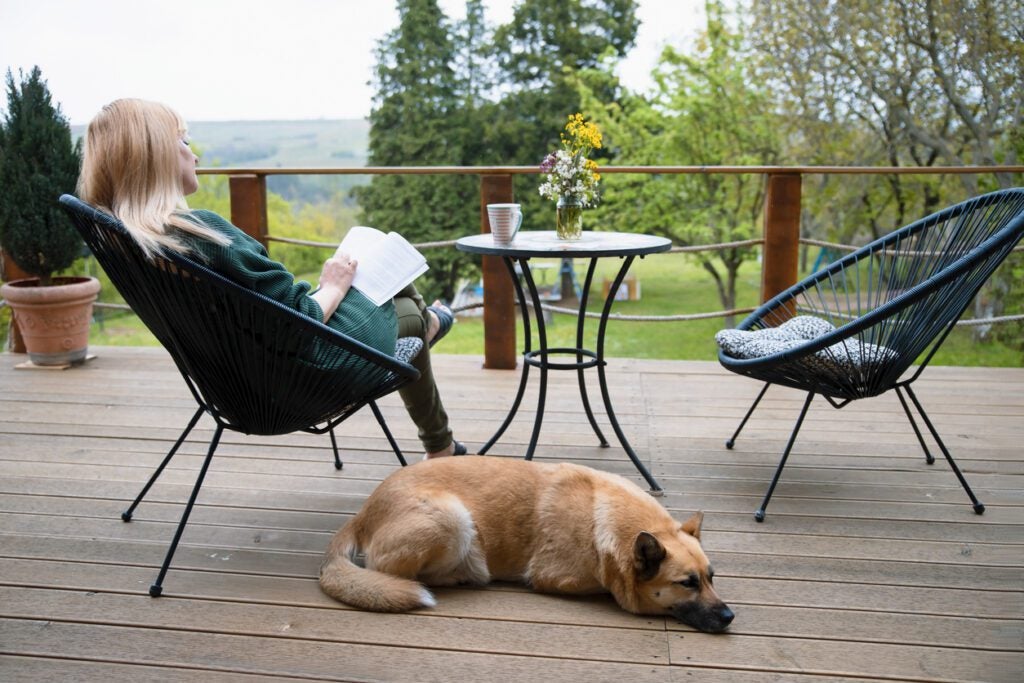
991, 251, 1024, 360
0, 66, 82, 285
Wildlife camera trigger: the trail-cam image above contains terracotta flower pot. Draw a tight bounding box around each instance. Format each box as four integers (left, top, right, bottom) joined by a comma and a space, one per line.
1, 276, 101, 366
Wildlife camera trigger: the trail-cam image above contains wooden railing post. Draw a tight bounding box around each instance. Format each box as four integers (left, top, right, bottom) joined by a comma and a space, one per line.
761, 173, 802, 320
1, 249, 31, 353
229, 174, 269, 250
480, 174, 517, 369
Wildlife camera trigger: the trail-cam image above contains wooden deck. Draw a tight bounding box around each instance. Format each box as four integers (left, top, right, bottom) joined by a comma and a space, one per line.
1, 346, 1021, 682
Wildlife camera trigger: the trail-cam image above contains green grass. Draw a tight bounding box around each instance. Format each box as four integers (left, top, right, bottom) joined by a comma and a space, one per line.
52, 251, 1022, 367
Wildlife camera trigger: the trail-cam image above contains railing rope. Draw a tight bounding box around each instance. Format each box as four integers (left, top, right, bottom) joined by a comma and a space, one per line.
46, 164, 1017, 366
668, 239, 764, 253
9, 298, 1020, 330
537, 304, 758, 322
268, 234, 1023, 255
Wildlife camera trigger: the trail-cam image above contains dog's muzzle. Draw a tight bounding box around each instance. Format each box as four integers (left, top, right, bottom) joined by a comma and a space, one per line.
672, 601, 735, 633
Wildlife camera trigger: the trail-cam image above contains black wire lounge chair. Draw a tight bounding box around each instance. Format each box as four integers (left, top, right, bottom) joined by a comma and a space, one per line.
60, 195, 422, 595
717, 188, 1024, 522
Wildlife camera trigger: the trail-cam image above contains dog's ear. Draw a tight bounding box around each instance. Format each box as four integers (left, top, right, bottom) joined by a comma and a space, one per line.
680, 511, 704, 540
633, 531, 667, 581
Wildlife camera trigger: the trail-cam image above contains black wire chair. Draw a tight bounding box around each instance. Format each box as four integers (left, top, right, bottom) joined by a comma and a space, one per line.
718, 188, 1024, 522
60, 195, 422, 595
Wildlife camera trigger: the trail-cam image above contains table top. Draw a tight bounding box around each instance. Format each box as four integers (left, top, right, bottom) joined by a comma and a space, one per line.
456, 230, 672, 258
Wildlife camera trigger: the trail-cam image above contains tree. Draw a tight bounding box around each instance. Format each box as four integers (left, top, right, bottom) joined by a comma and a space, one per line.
357, 0, 477, 301
490, 0, 638, 162
751, 0, 1022, 197
751, 0, 1023, 331
487, 0, 640, 226
494, 0, 638, 91
0, 67, 82, 286
453, 0, 497, 109
583, 3, 781, 326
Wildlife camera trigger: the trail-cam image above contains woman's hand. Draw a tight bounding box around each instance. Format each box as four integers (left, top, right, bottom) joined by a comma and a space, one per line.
312, 250, 358, 322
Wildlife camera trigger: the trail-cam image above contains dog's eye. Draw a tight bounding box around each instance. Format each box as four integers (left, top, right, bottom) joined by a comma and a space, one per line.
676, 576, 699, 589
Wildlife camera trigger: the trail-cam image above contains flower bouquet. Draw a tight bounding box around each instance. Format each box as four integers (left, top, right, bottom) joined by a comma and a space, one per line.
539, 113, 602, 240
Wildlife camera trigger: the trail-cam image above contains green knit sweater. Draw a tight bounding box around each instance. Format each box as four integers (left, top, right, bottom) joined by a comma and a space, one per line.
179, 210, 397, 356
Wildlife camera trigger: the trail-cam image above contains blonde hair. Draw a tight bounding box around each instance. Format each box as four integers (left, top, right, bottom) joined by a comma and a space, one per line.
77, 98, 230, 257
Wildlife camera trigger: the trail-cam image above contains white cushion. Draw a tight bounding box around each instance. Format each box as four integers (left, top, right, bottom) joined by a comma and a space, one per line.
715, 315, 836, 358
716, 315, 896, 371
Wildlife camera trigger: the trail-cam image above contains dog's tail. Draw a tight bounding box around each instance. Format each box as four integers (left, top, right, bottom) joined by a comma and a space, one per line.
318, 521, 436, 612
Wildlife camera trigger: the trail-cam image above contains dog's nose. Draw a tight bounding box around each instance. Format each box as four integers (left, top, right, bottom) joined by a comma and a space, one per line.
718, 606, 735, 625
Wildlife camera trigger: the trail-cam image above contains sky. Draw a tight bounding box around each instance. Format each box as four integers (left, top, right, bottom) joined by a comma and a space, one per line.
0, 0, 706, 126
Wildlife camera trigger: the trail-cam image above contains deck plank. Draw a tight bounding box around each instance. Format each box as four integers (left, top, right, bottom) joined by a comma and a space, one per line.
1, 346, 1021, 682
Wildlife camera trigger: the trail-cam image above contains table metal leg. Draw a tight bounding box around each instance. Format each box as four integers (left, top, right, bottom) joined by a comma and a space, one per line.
478, 256, 533, 456
520, 257, 548, 460
479, 252, 662, 493
596, 256, 663, 494
577, 259, 609, 447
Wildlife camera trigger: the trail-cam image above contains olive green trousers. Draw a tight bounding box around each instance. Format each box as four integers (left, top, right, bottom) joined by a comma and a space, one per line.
393, 284, 453, 453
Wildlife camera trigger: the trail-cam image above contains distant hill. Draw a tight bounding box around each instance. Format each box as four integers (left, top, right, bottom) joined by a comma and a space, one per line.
73, 118, 370, 168
71, 119, 372, 204
187, 119, 370, 167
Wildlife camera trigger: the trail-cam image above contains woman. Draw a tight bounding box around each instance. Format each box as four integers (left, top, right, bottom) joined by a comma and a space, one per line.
78, 98, 463, 459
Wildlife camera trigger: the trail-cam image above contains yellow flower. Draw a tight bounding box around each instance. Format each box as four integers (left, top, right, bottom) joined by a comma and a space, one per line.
563, 113, 602, 154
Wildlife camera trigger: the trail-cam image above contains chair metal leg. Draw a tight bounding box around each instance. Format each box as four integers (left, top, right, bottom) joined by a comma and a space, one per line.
329, 426, 343, 470
756, 392, 814, 523
150, 423, 223, 597
902, 385, 985, 514
894, 385, 935, 464
123, 406, 205, 522
727, 383, 771, 449
370, 401, 407, 467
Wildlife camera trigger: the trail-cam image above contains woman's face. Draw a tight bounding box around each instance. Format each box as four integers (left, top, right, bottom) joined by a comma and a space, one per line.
178, 137, 199, 195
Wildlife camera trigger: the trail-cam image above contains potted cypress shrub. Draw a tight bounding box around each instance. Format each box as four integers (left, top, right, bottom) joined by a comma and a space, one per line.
0, 66, 99, 366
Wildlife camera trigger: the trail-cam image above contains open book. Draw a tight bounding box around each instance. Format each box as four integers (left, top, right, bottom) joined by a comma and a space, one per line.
339, 226, 429, 306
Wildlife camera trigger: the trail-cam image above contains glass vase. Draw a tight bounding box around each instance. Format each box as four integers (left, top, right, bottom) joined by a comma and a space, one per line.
556, 197, 583, 241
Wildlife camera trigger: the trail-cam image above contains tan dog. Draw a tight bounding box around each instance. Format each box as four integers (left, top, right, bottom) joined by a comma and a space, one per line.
319, 456, 734, 632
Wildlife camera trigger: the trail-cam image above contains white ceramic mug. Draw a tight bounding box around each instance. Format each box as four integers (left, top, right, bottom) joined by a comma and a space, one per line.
487, 203, 523, 246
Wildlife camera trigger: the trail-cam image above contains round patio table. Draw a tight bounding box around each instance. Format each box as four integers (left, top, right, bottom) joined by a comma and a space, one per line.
456, 230, 672, 493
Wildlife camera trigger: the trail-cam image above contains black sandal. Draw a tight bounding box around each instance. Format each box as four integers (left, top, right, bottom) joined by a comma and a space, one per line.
422, 440, 468, 461
426, 303, 455, 349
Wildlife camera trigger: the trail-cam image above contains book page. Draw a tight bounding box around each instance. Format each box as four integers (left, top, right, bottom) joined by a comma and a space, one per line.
338, 226, 428, 306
